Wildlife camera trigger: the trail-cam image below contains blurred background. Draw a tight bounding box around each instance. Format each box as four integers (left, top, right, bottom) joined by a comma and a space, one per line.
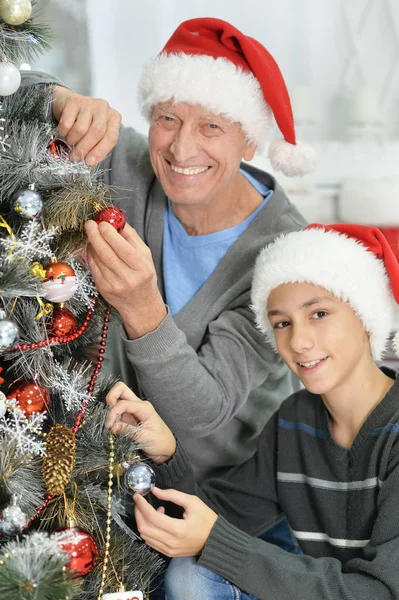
30, 0, 399, 241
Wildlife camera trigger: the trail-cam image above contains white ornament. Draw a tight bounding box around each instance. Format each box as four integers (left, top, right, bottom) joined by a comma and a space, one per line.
42, 276, 77, 303
0, 220, 56, 262
70, 259, 98, 309
51, 361, 94, 412
0, 0, 32, 25
0, 62, 21, 96
102, 592, 143, 600
0, 401, 46, 457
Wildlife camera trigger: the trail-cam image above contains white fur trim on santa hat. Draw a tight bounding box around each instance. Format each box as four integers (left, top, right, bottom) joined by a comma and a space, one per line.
138, 53, 273, 152
269, 139, 317, 177
251, 227, 396, 360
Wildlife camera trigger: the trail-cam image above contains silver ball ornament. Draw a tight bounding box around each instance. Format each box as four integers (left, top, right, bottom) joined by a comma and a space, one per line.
124, 462, 156, 496
0, 61, 21, 96
0, 312, 19, 349
1, 497, 28, 535
0, 0, 32, 25
12, 186, 43, 219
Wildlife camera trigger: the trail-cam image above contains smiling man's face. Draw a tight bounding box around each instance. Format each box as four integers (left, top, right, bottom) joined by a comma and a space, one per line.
148, 101, 255, 208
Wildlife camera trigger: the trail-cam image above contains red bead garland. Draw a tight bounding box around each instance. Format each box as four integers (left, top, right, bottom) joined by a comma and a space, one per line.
72, 308, 111, 434
20, 301, 112, 532
22, 494, 53, 532
11, 298, 97, 352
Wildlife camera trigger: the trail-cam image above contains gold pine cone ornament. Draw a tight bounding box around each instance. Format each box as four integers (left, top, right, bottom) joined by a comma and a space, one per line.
42, 424, 76, 496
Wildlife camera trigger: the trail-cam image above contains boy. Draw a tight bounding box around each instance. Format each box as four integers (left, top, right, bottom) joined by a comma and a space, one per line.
105, 223, 399, 600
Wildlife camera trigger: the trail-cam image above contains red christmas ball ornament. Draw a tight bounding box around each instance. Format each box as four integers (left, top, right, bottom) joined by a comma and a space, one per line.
48, 138, 71, 159
6, 380, 50, 415
50, 307, 78, 336
95, 206, 126, 232
44, 262, 75, 281
51, 526, 98, 578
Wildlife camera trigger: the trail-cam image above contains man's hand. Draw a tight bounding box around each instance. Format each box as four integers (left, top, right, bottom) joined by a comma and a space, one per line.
134, 487, 218, 556
105, 382, 176, 463
52, 86, 122, 166
85, 220, 167, 339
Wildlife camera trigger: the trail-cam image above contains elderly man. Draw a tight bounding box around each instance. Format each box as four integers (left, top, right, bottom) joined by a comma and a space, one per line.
25, 18, 312, 483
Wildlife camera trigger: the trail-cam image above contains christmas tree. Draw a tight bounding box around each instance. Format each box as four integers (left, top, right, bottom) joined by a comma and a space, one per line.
0, 2, 162, 599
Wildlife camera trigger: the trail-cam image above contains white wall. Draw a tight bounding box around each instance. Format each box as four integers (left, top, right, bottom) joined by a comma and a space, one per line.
86, 0, 399, 140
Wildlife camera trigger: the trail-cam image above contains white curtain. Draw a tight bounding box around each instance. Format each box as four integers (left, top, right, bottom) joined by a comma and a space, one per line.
85, 0, 399, 139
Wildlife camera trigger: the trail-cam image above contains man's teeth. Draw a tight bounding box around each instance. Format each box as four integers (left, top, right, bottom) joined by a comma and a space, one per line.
170, 164, 208, 175
299, 358, 325, 368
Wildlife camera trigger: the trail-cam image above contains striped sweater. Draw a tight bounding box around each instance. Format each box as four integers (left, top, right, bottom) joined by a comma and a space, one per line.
154, 370, 399, 599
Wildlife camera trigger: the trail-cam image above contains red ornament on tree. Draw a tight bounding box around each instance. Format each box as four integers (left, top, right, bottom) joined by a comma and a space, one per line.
95, 206, 126, 232
51, 525, 98, 578
48, 138, 71, 160
6, 380, 50, 415
44, 261, 75, 281
50, 307, 78, 336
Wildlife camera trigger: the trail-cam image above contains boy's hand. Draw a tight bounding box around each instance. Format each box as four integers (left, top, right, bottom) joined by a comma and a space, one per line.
52, 86, 122, 166
134, 487, 218, 556
105, 382, 176, 464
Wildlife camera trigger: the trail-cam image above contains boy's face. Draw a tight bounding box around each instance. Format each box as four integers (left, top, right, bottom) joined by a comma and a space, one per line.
267, 282, 371, 396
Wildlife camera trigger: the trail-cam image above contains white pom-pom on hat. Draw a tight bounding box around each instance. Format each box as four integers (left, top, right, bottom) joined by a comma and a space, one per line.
269, 139, 318, 177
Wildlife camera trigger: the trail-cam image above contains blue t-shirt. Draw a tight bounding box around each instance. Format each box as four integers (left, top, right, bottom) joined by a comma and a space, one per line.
163, 170, 273, 316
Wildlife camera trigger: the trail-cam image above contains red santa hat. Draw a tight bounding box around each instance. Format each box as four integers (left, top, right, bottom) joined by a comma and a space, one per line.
138, 17, 316, 177
251, 224, 399, 360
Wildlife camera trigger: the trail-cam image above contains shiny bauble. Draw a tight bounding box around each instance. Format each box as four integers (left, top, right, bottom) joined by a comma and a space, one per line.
12, 186, 43, 219
51, 526, 98, 578
48, 138, 71, 159
42, 261, 77, 303
95, 206, 126, 233
0, 316, 19, 349
0, 0, 32, 25
124, 462, 156, 496
0, 61, 20, 96
50, 307, 78, 336
6, 380, 50, 416
1, 497, 28, 535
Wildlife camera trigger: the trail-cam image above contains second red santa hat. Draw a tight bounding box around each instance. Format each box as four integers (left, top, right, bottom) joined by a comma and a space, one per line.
251, 223, 399, 360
